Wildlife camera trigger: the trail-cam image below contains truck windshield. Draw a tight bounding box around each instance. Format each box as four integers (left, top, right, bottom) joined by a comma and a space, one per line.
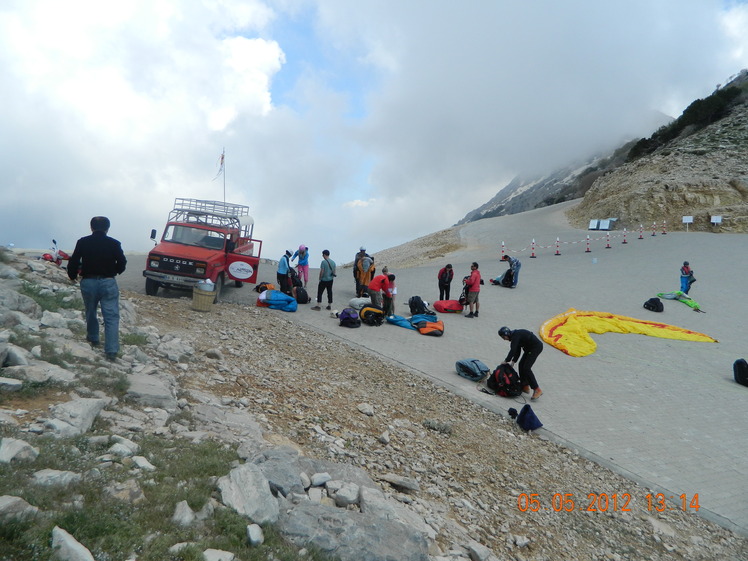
163, 225, 225, 250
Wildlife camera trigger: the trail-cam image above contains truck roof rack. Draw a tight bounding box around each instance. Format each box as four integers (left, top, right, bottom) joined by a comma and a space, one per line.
168, 198, 253, 235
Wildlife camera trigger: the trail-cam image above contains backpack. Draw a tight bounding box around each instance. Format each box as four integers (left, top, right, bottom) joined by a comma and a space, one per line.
409, 313, 438, 325
409, 295, 429, 315
433, 300, 463, 313
458, 285, 468, 306
455, 359, 490, 382
294, 287, 311, 304
643, 297, 664, 312
385, 315, 417, 330
254, 282, 275, 293
500, 269, 514, 287
348, 297, 372, 310
487, 363, 523, 397
289, 267, 303, 288
516, 403, 543, 431
734, 358, 748, 387
360, 305, 385, 326
414, 320, 444, 337
339, 307, 361, 328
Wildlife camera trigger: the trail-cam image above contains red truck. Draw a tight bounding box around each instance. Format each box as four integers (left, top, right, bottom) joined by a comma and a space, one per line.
143, 198, 262, 301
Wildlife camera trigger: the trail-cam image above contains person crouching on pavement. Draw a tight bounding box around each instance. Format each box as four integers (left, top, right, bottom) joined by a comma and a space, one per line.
368, 273, 394, 309
501, 254, 521, 288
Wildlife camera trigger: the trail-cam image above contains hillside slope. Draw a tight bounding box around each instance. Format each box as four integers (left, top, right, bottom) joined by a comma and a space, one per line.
567, 96, 748, 232
460, 70, 748, 233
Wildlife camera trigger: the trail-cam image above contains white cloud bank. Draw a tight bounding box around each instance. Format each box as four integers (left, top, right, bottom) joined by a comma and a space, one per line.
1, 0, 747, 275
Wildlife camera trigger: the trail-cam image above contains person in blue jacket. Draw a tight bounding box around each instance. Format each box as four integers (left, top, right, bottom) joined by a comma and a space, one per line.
680, 261, 695, 294
277, 250, 293, 295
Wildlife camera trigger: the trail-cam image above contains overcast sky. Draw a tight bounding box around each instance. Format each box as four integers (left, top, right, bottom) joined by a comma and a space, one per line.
2, 1, 747, 270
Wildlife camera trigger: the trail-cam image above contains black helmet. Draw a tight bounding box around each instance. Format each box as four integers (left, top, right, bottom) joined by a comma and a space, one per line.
498, 326, 512, 338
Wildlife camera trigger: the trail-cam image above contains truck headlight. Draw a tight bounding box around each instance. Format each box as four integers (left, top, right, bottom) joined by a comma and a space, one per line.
150, 260, 159, 268
196, 267, 205, 274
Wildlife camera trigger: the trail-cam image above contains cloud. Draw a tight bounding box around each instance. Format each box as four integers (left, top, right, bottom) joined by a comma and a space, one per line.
1, 0, 747, 274
343, 199, 377, 208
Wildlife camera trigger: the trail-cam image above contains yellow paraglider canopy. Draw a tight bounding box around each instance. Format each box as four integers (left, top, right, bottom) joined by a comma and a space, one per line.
540, 308, 718, 357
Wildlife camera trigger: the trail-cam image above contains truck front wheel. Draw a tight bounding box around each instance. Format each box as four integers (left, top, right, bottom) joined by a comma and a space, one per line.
213, 274, 224, 304
145, 278, 159, 296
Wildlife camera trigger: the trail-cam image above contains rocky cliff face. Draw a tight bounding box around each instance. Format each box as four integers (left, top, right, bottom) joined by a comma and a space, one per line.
567, 100, 748, 232
461, 71, 748, 234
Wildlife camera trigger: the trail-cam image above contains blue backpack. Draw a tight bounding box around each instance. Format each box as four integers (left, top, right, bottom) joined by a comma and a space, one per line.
455, 359, 490, 382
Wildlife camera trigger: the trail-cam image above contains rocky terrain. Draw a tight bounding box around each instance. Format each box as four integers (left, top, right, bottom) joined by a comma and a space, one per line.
1, 247, 748, 561
566, 99, 748, 233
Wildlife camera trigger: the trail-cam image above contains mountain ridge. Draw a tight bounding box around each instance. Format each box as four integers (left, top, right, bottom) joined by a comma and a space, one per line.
460, 69, 748, 233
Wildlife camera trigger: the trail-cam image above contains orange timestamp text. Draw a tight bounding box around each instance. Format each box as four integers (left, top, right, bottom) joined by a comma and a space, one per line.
517, 492, 700, 513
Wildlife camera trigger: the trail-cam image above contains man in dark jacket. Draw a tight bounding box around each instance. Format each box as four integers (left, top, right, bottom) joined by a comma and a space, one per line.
68, 216, 127, 361
499, 326, 543, 400
437, 264, 453, 300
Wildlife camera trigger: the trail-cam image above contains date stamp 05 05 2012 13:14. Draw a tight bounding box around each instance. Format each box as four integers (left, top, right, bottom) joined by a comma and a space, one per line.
517, 493, 700, 513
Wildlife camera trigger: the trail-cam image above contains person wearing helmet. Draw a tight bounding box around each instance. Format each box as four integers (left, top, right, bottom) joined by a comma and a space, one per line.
680, 261, 694, 294
353, 246, 371, 296
498, 326, 543, 400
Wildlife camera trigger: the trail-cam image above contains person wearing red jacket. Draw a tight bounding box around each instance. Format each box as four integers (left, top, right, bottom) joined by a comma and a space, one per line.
368, 273, 394, 309
463, 262, 481, 318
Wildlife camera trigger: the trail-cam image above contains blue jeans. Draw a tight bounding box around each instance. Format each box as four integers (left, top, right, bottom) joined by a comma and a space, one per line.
680, 276, 689, 293
512, 263, 521, 287
80, 278, 120, 355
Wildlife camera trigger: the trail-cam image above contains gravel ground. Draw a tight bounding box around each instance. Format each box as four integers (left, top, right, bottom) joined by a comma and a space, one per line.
126, 221, 748, 561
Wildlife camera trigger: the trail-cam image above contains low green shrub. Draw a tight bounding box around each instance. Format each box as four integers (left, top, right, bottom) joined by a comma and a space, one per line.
19, 280, 83, 313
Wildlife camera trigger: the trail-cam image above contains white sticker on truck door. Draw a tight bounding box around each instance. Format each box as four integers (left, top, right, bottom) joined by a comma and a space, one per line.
228, 261, 254, 280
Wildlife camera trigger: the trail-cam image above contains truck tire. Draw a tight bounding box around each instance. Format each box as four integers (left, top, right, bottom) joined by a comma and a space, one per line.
213, 274, 224, 304
234, 280, 243, 288
145, 278, 159, 296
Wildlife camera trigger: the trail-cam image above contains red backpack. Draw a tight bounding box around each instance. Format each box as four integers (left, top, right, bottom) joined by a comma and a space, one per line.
487, 363, 522, 397
433, 300, 463, 313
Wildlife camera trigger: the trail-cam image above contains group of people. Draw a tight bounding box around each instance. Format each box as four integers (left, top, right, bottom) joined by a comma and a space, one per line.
353, 247, 397, 315
437, 262, 482, 317
64, 214, 698, 410
435, 255, 522, 320
436, 258, 541, 398
275, 245, 402, 315
274, 243, 700, 407
277, 245, 338, 310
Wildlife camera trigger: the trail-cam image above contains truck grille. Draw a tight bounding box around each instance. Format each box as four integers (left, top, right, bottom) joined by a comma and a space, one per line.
147, 254, 207, 277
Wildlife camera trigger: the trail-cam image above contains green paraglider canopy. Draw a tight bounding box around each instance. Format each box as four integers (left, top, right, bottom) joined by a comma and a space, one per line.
657, 291, 705, 312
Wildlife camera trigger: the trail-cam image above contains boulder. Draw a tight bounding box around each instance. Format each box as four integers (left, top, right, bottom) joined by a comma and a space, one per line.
217, 463, 279, 525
